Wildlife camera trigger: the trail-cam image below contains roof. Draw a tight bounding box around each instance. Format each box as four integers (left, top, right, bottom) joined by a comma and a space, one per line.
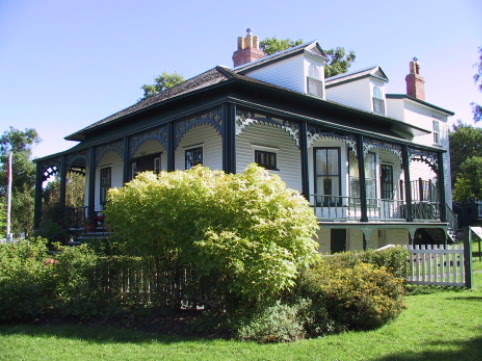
386, 94, 455, 116
325, 65, 389, 87
65, 67, 235, 140
233, 41, 328, 74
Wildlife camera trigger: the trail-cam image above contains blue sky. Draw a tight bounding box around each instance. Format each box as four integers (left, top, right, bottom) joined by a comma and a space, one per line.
1, 0, 481, 159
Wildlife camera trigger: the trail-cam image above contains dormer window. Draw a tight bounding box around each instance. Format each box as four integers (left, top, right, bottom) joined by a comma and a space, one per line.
372, 86, 385, 115
307, 64, 324, 98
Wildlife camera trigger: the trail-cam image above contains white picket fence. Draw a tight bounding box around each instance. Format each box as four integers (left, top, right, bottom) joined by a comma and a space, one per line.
406, 244, 468, 287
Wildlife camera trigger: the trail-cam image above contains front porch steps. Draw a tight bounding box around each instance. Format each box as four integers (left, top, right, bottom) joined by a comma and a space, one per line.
65, 226, 112, 246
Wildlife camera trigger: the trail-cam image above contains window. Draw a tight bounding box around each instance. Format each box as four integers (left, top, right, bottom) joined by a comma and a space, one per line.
131, 153, 161, 179
255, 150, 277, 170
372, 86, 385, 115
100, 167, 111, 205
307, 64, 323, 98
314, 148, 340, 206
185, 147, 203, 169
349, 151, 377, 205
381, 164, 394, 200
433, 120, 440, 144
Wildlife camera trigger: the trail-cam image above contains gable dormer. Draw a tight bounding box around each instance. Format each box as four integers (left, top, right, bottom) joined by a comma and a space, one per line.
233, 32, 328, 99
325, 66, 389, 115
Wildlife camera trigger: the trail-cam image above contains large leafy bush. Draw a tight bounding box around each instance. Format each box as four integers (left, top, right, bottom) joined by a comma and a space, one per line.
104, 164, 319, 310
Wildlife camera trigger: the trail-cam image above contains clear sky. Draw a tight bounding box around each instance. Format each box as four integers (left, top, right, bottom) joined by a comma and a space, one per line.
1, 0, 481, 159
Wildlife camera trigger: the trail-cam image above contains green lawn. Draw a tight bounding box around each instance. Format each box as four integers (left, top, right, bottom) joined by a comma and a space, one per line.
1, 264, 481, 361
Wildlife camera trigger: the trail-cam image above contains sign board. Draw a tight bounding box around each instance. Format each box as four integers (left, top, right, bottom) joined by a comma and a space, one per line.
470, 226, 482, 239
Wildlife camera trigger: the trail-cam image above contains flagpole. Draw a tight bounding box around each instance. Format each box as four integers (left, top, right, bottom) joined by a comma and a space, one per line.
6, 152, 12, 243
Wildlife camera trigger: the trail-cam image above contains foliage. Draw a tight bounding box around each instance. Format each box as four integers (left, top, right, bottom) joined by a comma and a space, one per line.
105, 164, 319, 312
453, 156, 482, 201
296, 254, 405, 332
0, 200, 5, 238
449, 122, 482, 187
259, 37, 356, 77
236, 301, 306, 343
0, 127, 40, 235
141, 72, 185, 99
259, 37, 304, 55
473, 47, 482, 123
324, 47, 357, 78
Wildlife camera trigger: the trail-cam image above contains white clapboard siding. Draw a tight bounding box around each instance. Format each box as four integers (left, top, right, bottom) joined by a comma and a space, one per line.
236, 124, 302, 192
175, 124, 223, 170
326, 78, 372, 113
246, 55, 306, 94
406, 244, 466, 287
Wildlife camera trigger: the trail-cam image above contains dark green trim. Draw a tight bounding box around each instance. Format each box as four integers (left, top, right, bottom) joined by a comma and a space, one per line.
357, 135, 368, 222
402, 145, 413, 222
167, 122, 175, 171
386, 94, 454, 115
222, 103, 236, 174
300, 121, 309, 199
123, 136, 130, 183
437, 152, 447, 222
88, 147, 96, 220
34, 162, 43, 230
59, 155, 67, 225
326, 73, 388, 89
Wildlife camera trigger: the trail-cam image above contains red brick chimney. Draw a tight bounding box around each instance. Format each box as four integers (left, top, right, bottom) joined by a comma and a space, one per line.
405, 57, 425, 100
232, 28, 265, 67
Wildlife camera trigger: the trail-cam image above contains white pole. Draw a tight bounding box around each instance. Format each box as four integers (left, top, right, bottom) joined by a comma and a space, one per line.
6, 152, 12, 243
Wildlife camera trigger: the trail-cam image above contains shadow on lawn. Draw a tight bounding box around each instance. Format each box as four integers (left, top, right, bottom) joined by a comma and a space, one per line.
0, 323, 207, 345
374, 335, 482, 361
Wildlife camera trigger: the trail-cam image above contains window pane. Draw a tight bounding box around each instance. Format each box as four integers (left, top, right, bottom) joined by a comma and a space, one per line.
186, 147, 203, 169
349, 151, 359, 177
365, 153, 376, 178
315, 149, 327, 176
327, 149, 339, 175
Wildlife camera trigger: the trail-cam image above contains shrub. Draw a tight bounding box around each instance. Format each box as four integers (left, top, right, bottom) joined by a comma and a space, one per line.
0, 237, 56, 321
360, 247, 409, 278
236, 301, 306, 343
297, 255, 405, 332
105, 164, 319, 312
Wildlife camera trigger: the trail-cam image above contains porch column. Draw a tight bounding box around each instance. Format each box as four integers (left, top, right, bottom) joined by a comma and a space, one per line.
300, 121, 310, 199
34, 161, 43, 230
222, 103, 236, 174
59, 155, 67, 226
167, 122, 175, 172
437, 151, 447, 222
402, 145, 413, 222
356, 135, 368, 222
87, 147, 96, 221
123, 136, 130, 183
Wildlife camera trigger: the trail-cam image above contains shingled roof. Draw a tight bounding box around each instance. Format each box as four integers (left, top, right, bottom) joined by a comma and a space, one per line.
65, 66, 235, 140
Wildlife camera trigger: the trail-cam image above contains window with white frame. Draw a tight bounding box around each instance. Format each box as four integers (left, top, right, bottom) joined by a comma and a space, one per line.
314, 147, 340, 206
131, 153, 161, 179
372, 86, 385, 115
307, 64, 323, 98
432, 120, 440, 144
185, 147, 203, 169
349, 151, 377, 205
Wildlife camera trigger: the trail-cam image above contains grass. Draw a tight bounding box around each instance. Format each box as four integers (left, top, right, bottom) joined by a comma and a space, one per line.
0, 263, 481, 361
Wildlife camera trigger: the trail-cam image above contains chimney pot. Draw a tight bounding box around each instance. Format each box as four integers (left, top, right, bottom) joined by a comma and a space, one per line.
232, 28, 265, 67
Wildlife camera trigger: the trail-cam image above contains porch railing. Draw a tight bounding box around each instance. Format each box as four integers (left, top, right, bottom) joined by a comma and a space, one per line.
310, 194, 441, 222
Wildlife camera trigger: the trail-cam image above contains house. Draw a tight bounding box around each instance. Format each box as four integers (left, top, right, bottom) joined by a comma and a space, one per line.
34, 29, 455, 253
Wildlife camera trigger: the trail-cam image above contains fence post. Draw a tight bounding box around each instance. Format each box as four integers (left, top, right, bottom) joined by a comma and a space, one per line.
465, 229, 473, 289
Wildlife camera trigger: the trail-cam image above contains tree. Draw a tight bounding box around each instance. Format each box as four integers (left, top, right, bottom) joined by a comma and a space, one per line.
141, 72, 185, 99
105, 164, 319, 311
453, 156, 482, 201
473, 47, 482, 123
259, 37, 356, 78
449, 122, 482, 187
0, 127, 40, 235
